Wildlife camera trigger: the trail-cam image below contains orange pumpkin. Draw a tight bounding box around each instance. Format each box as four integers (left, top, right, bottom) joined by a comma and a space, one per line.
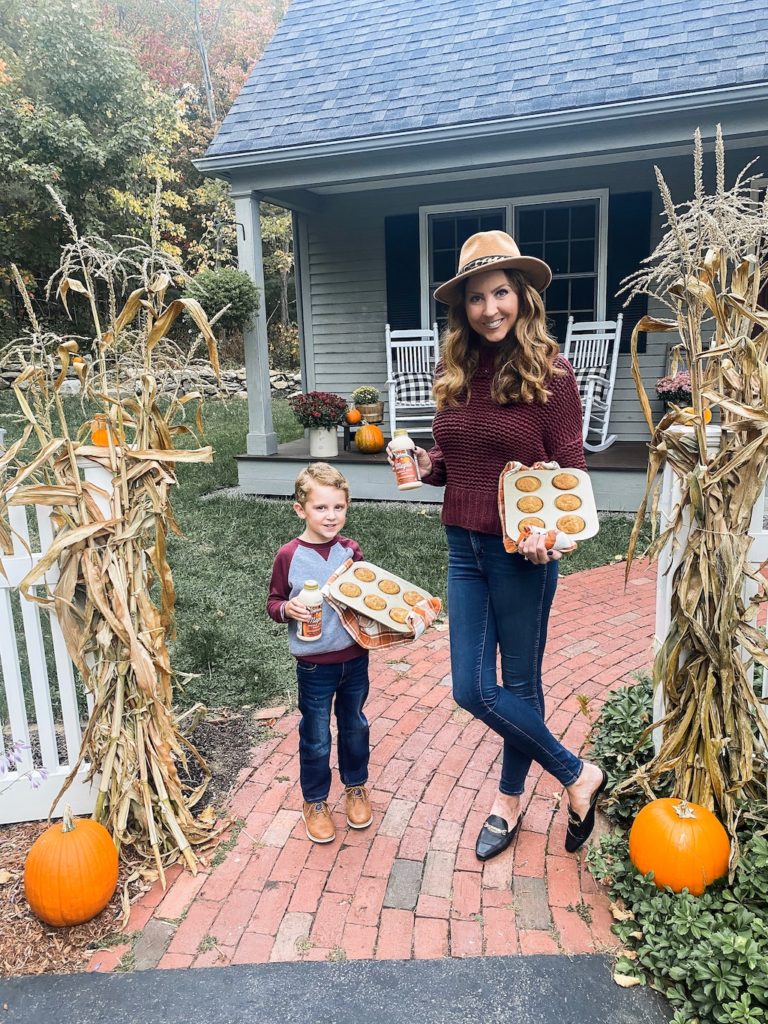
345, 408, 362, 425
90, 415, 111, 447
24, 806, 119, 926
354, 421, 385, 454
629, 798, 729, 896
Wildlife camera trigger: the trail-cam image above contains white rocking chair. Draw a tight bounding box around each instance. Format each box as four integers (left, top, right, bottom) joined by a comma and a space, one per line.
385, 323, 440, 438
563, 314, 623, 453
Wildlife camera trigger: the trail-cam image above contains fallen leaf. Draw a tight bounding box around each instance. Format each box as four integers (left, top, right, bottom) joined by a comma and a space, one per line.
199, 806, 217, 824
609, 901, 635, 921
0, 869, 13, 885
254, 705, 286, 721
613, 972, 641, 988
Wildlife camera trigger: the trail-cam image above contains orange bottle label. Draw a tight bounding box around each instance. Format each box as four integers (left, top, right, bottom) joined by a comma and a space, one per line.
299, 604, 323, 640
393, 450, 419, 486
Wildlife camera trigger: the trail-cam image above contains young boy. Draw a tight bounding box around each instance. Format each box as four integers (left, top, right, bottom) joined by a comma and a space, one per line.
266, 462, 372, 844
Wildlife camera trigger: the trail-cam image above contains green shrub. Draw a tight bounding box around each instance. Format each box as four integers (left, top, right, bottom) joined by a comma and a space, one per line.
183, 268, 259, 335
587, 679, 768, 1024
268, 322, 300, 370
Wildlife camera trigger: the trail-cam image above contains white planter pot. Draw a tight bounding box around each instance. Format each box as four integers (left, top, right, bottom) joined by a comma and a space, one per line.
308, 427, 339, 459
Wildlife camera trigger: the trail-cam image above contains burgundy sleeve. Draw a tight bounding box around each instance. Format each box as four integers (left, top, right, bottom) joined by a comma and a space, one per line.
266, 544, 294, 622
545, 359, 587, 470
421, 440, 447, 487
348, 539, 364, 562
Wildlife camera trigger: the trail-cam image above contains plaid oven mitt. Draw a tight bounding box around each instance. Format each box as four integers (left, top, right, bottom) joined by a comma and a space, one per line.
497, 460, 561, 553
321, 558, 442, 651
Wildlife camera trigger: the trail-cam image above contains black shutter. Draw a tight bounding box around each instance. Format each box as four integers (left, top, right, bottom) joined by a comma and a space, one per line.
385, 213, 420, 330
606, 192, 652, 354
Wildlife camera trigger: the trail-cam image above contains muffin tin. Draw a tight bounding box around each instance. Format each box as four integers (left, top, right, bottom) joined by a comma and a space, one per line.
329, 561, 433, 634
501, 468, 599, 543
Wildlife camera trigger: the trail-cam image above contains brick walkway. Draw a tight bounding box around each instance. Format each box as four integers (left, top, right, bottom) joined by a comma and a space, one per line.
89, 559, 657, 973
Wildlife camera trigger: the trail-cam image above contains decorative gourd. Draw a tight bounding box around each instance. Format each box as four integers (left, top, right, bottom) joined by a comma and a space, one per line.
628, 798, 729, 896
345, 408, 362, 425
90, 414, 111, 447
354, 421, 385, 454
24, 806, 119, 926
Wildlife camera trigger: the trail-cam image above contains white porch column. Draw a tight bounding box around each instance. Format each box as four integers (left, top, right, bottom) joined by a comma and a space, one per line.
232, 190, 278, 456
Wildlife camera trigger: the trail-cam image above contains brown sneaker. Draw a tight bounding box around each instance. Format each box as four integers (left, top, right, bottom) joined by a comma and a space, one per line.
302, 800, 335, 844
345, 785, 373, 829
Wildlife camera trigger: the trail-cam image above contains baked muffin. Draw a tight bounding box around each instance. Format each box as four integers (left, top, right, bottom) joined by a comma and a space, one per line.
364, 594, 387, 611
517, 495, 544, 513
552, 472, 580, 490
354, 567, 376, 582
403, 590, 423, 607
518, 516, 546, 530
339, 582, 362, 598
378, 579, 401, 595
515, 475, 541, 493
389, 607, 409, 624
556, 514, 586, 534
554, 494, 582, 511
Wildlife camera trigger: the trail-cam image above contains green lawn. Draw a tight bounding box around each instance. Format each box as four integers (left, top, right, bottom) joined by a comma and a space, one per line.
0, 393, 650, 711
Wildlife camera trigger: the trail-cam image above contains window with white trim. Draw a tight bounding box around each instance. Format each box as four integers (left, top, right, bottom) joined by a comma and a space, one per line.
422, 193, 606, 342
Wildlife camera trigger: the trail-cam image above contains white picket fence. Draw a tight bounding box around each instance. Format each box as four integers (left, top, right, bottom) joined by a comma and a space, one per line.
653, 425, 768, 751
0, 458, 111, 823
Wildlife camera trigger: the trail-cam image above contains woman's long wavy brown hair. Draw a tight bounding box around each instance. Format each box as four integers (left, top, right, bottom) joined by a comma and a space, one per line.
433, 269, 564, 409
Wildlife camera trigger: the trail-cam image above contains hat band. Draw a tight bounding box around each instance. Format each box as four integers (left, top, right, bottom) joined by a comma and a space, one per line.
458, 254, 519, 274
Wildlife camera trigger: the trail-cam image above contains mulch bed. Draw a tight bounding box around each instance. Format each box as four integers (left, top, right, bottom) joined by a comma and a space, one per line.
0, 708, 262, 977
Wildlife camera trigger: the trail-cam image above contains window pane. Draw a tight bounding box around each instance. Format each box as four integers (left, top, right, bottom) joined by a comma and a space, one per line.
432, 218, 455, 249
520, 241, 544, 261
545, 241, 568, 275
518, 208, 544, 244
433, 250, 455, 283
545, 207, 569, 240
570, 277, 596, 311
545, 278, 568, 310
457, 216, 481, 244
571, 203, 596, 238
480, 212, 505, 232
548, 312, 569, 343
570, 239, 595, 274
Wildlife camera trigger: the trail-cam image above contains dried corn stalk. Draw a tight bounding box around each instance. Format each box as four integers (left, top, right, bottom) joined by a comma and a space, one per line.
620, 127, 768, 848
0, 187, 223, 881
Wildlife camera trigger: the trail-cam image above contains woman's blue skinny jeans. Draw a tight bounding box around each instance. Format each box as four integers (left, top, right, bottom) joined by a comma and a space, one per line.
446, 526, 583, 796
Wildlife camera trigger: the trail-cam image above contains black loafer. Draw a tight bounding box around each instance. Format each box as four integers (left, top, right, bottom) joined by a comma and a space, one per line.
475, 813, 522, 862
565, 768, 608, 853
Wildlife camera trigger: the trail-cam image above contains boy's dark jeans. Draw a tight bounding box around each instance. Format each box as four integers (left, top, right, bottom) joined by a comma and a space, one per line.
296, 652, 370, 803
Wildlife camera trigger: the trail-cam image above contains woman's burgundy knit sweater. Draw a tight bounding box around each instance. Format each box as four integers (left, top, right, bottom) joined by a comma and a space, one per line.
422, 347, 587, 535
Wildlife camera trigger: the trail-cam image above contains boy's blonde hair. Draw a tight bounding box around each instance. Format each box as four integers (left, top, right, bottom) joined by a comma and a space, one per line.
294, 462, 351, 506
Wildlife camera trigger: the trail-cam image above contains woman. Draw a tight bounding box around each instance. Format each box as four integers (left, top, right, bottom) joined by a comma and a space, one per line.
405, 230, 606, 861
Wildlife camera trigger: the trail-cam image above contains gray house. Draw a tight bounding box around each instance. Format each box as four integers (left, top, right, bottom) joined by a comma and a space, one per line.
197, 0, 768, 510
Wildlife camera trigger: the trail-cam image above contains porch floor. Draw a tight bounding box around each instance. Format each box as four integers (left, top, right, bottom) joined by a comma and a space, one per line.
235, 439, 649, 512
237, 438, 648, 472
96, 558, 658, 973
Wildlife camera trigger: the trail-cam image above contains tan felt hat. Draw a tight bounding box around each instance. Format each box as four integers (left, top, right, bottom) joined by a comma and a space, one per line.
433, 230, 552, 305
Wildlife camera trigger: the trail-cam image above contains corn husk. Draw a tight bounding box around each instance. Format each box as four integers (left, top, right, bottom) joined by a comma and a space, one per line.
619, 128, 768, 854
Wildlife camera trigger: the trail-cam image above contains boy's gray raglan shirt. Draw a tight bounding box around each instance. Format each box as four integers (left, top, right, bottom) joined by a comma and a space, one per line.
266, 535, 364, 660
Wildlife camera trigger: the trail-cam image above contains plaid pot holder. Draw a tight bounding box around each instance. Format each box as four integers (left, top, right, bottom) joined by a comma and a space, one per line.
321, 558, 442, 650
497, 460, 561, 553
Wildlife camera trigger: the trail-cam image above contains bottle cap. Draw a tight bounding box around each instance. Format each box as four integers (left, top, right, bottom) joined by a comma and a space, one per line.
303, 580, 319, 590
393, 429, 410, 437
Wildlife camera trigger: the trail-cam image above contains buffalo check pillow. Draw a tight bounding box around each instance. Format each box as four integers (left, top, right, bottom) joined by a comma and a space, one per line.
393, 371, 434, 405
573, 366, 608, 402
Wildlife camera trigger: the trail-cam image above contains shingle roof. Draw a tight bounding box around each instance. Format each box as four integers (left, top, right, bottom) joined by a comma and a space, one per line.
207, 0, 768, 159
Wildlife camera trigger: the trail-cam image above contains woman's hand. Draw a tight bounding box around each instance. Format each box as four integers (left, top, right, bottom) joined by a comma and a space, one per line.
385, 442, 433, 477
517, 530, 577, 564
284, 597, 310, 622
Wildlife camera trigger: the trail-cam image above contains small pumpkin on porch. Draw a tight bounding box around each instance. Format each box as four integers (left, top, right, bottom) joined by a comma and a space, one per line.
354, 421, 385, 454
24, 805, 119, 926
345, 408, 362, 425
628, 798, 730, 896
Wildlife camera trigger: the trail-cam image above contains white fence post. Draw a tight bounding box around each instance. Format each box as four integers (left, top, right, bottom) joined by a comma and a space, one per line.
0, 456, 112, 823
653, 425, 768, 752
